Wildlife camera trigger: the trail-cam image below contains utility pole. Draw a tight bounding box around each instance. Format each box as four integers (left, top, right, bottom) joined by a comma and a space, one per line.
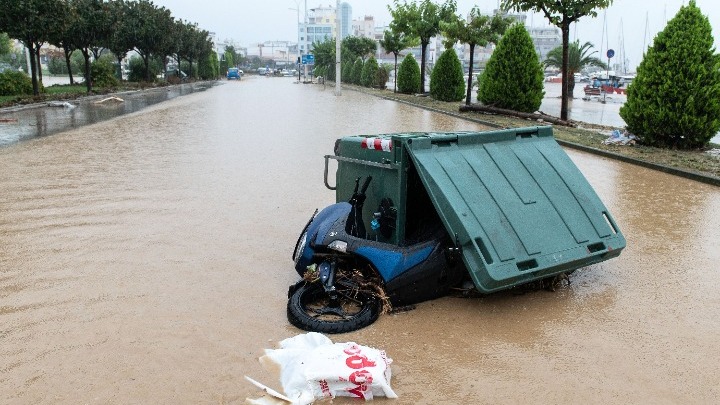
335, 0, 341, 96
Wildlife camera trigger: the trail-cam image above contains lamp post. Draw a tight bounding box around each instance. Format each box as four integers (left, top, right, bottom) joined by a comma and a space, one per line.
335, 0, 341, 96
289, 4, 300, 81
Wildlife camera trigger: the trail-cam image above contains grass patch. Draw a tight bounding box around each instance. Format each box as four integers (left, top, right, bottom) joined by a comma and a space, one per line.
44, 84, 87, 95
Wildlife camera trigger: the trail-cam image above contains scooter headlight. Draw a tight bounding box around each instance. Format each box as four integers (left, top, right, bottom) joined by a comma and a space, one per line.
328, 240, 348, 253
294, 232, 308, 265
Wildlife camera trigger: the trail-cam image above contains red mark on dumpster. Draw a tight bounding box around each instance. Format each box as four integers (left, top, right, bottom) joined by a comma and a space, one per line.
361, 138, 392, 152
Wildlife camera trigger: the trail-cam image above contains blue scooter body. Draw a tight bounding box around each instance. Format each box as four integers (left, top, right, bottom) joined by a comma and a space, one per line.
293, 202, 465, 307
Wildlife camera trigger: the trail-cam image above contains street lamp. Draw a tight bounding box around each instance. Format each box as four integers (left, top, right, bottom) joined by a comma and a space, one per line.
289, 4, 300, 62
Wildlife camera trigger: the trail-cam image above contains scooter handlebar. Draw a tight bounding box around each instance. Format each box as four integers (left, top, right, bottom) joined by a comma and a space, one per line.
360, 176, 372, 194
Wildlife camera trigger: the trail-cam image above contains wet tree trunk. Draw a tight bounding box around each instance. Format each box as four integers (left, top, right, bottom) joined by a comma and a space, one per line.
64, 45, 74, 85
465, 43, 476, 106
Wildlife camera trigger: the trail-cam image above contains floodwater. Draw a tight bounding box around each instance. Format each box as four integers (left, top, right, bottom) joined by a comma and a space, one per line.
1, 76, 719, 404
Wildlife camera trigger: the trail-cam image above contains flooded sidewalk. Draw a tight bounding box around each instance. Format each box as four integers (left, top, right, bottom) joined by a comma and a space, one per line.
0, 82, 214, 147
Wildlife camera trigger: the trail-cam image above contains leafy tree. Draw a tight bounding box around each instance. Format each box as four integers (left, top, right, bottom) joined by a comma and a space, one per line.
397, 54, 420, 94
544, 40, 606, 98
0, 32, 12, 55
389, 0, 456, 93
342, 36, 376, 62
350, 57, 363, 85
361, 56, 379, 87
502, 0, 613, 120
183, 27, 211, 80
310, 38, 336, 81
442, 8, 510, 104
0, 0, 68, 94
126, 0, 174, 82
47, 0, 79, 84
619, 1, 720, 149
107, 0, 136, 80
478, 23, 544, 112
430, 49, 464, 101
70, 0, 113, 92
379, 29, 417, 93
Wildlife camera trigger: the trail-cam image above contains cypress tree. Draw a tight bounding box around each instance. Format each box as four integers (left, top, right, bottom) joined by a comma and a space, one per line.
478, 24, 544, 113
619, 0, 720, 149
397, 54, 420, 94
351, 57, 363, 85
361, 56, 380, 87
430, 49, 465, 102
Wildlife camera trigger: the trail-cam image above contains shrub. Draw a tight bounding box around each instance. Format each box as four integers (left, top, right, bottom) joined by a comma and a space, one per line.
478, 24, 544, 113
128, 56, 162, 82
90, 58, 119, 88
397, 54, 420, 94
350, 58, 363, 85
361, 56, 379, 87
430, 49, 465, 102
0, 70, 33, 96
375, 64, 390, 89
619, 1, 720, 149
198, 52, 219, 80
342, 59, 353, 83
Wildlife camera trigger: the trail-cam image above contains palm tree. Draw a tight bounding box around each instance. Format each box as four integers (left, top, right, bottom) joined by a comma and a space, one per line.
544, 40, 607, 98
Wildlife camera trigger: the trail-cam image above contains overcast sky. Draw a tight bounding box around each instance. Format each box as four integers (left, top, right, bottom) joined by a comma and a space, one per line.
152, 0, 719, 71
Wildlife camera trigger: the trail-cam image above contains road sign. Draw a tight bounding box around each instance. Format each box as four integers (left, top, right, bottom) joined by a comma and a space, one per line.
301, 54, 315, 65
606, 49, 615, 59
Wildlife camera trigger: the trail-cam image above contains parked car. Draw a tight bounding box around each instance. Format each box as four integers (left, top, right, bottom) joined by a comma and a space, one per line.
227, 67, 241, 80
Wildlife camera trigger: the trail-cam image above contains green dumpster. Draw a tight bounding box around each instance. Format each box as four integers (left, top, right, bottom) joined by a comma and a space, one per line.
326, 126, 625, 293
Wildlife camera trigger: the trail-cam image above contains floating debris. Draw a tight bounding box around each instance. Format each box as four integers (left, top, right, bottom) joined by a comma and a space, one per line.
47, 101, 76, 109
95, 96, 124, 104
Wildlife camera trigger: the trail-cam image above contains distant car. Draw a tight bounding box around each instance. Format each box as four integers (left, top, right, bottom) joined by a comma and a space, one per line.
227, 68, 241, 80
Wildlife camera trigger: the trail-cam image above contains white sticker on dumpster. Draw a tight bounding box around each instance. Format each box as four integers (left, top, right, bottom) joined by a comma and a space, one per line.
362, 138, 393, 152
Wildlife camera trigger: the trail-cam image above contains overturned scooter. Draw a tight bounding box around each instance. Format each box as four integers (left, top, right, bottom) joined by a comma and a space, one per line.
288, 127, 626, 333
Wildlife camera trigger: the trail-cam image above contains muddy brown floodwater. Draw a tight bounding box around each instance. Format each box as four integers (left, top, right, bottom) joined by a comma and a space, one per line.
1, 76, 719, 404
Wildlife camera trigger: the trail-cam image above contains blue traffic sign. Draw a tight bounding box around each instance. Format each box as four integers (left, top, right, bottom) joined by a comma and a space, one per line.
301, 54, 315, 65
606, 49, 615, 59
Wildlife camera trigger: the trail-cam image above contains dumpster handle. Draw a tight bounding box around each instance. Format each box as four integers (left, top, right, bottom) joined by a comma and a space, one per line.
324, 155, 395, 190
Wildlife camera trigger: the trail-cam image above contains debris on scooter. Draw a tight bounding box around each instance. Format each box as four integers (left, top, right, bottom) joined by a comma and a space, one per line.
287, 127, 626, 333
245, 332, 397, 405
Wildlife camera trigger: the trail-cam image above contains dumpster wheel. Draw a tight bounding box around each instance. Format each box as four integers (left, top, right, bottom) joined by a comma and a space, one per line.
287, 270, 383, 334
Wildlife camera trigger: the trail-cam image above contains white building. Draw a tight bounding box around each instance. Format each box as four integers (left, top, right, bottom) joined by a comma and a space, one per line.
299, 2, 352, 54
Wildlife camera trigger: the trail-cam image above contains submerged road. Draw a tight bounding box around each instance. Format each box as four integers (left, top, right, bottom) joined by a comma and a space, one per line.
1, 76, 719, 404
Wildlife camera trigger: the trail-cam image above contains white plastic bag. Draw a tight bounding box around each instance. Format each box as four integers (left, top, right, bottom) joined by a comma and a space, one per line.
247, 332, 397, 405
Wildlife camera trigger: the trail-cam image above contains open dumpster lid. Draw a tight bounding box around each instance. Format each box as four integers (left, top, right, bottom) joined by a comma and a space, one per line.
404, 126, 626, 293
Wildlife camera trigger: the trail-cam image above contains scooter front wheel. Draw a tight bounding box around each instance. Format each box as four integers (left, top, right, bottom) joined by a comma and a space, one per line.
287, 279, 381, 334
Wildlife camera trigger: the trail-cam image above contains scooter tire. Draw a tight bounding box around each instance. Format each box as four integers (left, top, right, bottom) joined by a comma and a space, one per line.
287, 280, 381, 334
